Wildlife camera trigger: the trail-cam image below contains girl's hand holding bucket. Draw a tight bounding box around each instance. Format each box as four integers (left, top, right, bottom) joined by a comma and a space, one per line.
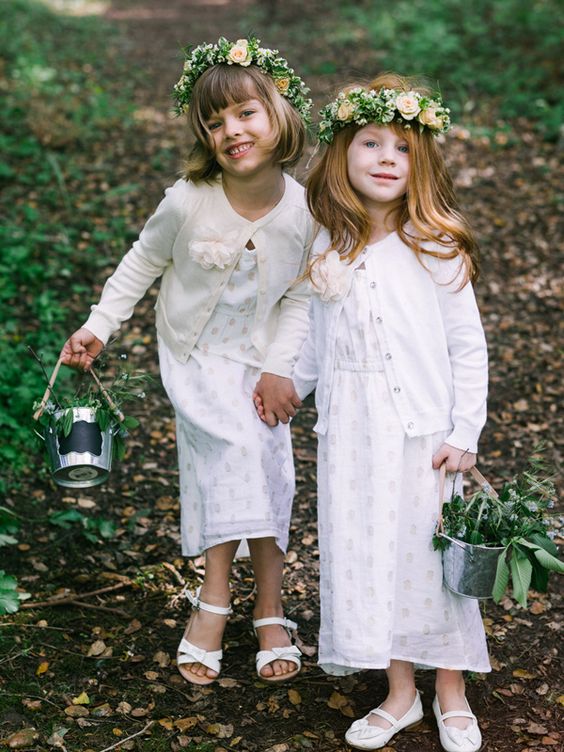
60, 327, 104, 371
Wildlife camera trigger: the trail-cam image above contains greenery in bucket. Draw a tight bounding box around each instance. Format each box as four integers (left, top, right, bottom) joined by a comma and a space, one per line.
34, 357, 150, 461
433, 451, 563, 607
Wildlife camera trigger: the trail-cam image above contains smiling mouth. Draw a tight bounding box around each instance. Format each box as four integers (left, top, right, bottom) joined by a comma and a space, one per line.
226, 142, 253, 157
371, 173, 398, 180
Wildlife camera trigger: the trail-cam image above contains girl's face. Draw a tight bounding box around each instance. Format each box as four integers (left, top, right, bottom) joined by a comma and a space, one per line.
346, 125, 410, 210
206, 97, 276, 179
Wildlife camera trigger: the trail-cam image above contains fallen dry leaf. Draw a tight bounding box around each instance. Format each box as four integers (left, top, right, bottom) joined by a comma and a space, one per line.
87, 639, 106, 657
72, 691, 90, 705
205, 722, 233, 738
527, 721, 549, 735
152, 650, 170, 667
512, 668, 536, 679
5, 728, 40, 749
64, 705, 89, 718
175, 717, 200, 732
288, 688, 302, 706
36, 661, 49, 676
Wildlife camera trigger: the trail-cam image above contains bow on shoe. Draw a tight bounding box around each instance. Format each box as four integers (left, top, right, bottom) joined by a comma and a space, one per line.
444, 724, 481, 748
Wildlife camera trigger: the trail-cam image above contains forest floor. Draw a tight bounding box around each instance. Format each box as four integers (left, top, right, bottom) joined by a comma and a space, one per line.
0, 1, 562, 751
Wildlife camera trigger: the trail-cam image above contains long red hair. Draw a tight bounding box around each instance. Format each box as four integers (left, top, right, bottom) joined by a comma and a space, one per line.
307, 73, 479, 284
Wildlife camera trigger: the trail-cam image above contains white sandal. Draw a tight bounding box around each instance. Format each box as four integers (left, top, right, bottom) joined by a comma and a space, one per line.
176, 587, 232, 686
253, 616, 302, 682
433, 695, 482, 752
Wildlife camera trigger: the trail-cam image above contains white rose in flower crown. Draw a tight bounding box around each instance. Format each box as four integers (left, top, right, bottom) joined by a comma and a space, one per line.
395, 92, 421, 120
310, 250, 352, 302
188, 228, 241, 270
336, 99, 356, 122
228, 39, 252, 66
419, 106, 444, 130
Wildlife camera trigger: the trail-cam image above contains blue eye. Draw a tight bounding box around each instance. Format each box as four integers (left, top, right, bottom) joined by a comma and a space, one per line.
365, 141, 377, 148
208, 121, 221, 131
241, 109, 255, 117
398, 144, 409, 153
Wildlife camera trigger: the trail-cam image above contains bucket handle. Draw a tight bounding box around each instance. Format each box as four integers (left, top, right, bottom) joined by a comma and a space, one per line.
436, 462, 499, 536
33, 357, 125, 423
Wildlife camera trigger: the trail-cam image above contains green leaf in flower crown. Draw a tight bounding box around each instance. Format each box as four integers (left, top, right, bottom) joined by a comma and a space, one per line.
509, 549, 533, 607
492, 549, 510, 602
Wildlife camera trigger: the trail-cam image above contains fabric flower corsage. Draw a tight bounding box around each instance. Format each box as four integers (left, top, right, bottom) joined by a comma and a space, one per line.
188, 228, 240, 270
310, 250, 352, 302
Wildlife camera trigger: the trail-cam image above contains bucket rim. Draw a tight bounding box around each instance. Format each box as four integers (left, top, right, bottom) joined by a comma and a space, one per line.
438, 532, 506, 552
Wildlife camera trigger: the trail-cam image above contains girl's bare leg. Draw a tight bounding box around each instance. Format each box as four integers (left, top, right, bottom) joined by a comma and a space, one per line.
248, 537, 294, 678
435, 668, 472, 729
180, 539, 239, 682
368, 660, 418, 728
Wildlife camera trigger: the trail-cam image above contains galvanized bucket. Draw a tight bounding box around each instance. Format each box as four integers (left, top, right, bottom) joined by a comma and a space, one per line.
440, 534, 505, 599
34, 357, 124, 489
44, 406, 116, 488
437, 464, 503, 600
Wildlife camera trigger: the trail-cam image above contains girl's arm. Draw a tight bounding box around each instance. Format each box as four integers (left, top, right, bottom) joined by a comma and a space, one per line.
61, 182, 187, 368
434, 256, 488, 457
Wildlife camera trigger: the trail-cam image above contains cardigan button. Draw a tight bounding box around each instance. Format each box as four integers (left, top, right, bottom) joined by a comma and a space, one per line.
407, 421, 415, 429
385, 352, 392, 360
375, 316, 383, 323
393, 386, 401, 393
370, 281, 376, 288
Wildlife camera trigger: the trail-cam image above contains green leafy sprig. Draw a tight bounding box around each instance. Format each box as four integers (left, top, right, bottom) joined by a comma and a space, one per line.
433, 451, 562, 606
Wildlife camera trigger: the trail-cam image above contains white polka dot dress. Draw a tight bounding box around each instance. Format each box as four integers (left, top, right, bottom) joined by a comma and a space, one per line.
317, 261, 490, 675
159, 246, 294, 556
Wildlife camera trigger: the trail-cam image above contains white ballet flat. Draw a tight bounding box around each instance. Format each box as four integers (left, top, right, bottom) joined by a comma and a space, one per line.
433, 695, 482, 752
176, 587, 232, 686
253, 616, 302, 682
345, 691, 424, 750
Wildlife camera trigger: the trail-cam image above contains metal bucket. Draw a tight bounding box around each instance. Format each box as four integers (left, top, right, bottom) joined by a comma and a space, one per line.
440, 534, 506, 600
44, 407, 115, 488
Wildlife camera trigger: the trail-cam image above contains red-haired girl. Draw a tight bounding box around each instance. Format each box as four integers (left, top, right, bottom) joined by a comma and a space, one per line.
296, 74, 488, 751
61, 37, 314, 686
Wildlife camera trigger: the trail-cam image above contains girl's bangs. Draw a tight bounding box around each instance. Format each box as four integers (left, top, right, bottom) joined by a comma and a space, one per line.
196, 65, 260, 120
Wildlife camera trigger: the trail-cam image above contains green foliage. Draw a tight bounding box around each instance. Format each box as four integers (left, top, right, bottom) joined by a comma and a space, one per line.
48, 509, 118, 544
339, 0, 562, 138
0, 0, 138, 492
0, 507, 20, 547
0, 570, 30, 615
434, 451, 562, 605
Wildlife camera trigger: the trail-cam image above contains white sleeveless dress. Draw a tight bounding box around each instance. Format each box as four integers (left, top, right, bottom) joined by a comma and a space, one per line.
317, 251, 490, 674
159, 245, 294, 557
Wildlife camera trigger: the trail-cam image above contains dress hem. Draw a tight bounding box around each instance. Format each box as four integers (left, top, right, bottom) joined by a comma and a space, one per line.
319, 652, 491, 675
182, 529, 288, 558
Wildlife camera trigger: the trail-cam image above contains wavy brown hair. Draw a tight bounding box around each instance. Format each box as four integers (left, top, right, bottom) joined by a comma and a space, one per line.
307, 73, 479, 283
184, 64, 306, 182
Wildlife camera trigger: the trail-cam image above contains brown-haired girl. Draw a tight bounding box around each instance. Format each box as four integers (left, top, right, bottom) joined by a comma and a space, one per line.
61, 37, 314, 686
296, 74, 488, 750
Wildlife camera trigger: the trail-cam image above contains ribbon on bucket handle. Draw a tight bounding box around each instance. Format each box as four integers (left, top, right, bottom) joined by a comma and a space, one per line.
436, 462, 499, 536
33, 357, 125, 423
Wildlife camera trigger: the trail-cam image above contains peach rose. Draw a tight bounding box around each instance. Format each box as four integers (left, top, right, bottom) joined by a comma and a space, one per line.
395, 92, 421, 120
419, 106, 444, 130
228, 40, 252, 67
336, 99, 355, 121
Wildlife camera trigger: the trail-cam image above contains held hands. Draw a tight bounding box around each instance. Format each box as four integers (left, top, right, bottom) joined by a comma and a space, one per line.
60, 327, 104, 371
252, 373, 301, 427
432, 443, 476, 473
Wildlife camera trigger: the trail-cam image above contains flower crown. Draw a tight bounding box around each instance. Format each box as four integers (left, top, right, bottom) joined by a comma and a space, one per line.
173, 36, 313, 125
318, 86, 451, 144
